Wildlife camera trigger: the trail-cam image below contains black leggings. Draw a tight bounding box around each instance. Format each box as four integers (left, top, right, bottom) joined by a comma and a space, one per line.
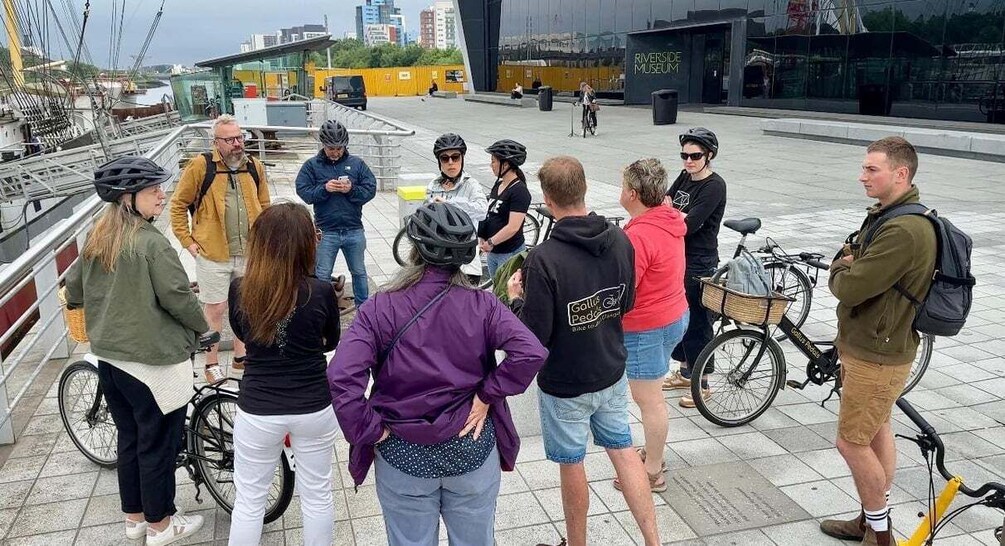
672, 263, 718, 375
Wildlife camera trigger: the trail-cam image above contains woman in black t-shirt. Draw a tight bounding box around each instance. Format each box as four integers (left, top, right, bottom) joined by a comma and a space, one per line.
661, 127, 727, 410
227, 203, 341, 546
478, 139, 532, 278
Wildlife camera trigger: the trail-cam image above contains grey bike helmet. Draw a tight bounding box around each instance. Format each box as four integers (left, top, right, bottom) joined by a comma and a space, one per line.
319, 119, 349, 148
679, 127, 719, 158
406, 202, 476, 267
485, 139, 527, 167
433, 133, 467, 157
93, 156, 171, 203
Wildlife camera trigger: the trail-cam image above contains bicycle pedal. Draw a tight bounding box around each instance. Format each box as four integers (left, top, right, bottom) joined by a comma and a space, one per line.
785, 380, 805, 390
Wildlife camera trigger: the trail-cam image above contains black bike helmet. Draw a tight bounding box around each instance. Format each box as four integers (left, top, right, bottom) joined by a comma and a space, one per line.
433, 133, 467, 157
93, 156, 171, 203
485, 139, 527, 167
405, 202, 477, 267
319, 119, 349, 148
679, 127, 719, 158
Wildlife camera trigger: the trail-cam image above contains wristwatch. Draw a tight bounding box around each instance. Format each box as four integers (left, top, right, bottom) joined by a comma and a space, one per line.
486, 238, 495, 249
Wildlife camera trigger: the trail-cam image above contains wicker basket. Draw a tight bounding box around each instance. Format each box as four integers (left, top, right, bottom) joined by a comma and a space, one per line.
57, 286, 88, 343
700, 277, 794, 326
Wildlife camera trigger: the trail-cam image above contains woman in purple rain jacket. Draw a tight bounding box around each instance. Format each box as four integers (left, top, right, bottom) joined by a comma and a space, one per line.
329, 202, 547, 546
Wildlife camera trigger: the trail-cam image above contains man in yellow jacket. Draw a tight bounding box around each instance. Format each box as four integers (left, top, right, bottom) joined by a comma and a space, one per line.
170, 115, 270, 383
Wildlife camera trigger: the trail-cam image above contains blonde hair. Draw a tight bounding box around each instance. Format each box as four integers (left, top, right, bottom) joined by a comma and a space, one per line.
82, 202, 143, 272
623, 158, 668, 208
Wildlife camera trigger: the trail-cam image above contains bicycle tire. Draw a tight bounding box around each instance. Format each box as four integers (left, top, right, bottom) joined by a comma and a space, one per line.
189, 392, 295, 524
59, 361, 118, 468
523, 213, 542, 247
691, 328, 785, 427
392, 227, 414, 267
763, 262, 813, 341
902, 333, 933, 395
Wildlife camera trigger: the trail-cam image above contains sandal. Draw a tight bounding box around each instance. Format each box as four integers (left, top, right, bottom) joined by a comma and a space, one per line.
613, 470, 668, 493
636, 447, 667, 474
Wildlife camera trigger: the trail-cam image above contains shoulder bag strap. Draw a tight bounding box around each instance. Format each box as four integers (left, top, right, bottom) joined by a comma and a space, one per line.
375, 285, 451, 371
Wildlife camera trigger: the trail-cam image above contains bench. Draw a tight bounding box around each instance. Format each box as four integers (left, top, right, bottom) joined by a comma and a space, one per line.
761, 118, 1005, 163
430, 91, 457, 99
462, 93, 537, 108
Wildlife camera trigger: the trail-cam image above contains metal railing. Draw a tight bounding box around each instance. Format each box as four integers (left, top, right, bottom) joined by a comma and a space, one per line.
0, 119, 413, 445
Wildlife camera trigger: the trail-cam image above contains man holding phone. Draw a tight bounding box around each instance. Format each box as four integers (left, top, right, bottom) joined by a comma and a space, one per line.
296, 119, 377, 309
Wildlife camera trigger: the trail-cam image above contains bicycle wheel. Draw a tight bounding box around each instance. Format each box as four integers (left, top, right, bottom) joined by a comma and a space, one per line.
392, 228, 414, 267
58, 361, 118, 468
902, 333, 933, 395
523, 213, 541, 247
763, 262, 813, 341
691, 328, 786, 427
189, 392, 295, 524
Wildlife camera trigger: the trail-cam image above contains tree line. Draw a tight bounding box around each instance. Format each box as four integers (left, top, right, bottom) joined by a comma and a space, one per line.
310, 39, 464, 69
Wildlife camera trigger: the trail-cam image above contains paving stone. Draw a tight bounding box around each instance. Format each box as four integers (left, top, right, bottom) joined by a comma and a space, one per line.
531, 486, 607, 521
3, 529, 78, 546
344, 484, 382, 519
615, 504, 698, 543
0, 479, 33, 510
6, 433, 58, 460
494, 522, 563, 546
583, 513, 636, 546
746, 454, 824, 487
777, 402, 839, 425
26, 471, 98, 506
761, 425, 834, 454
493, 491, 550, 531
779, 480, 859, 518
761, 518, 850, 545
37, 450, 101, 478
669, 438, 739, 466
0, 507, 18, 539
6, 498, 87, 537
518, 459, 562, 490
702, 528, 775, 545
717, 431, 788, 459
794, 448, 852, 479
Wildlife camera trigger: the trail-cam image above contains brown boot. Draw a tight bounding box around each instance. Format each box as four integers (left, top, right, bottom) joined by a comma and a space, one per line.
820, 510, 866, 541
861, 524, 893, 546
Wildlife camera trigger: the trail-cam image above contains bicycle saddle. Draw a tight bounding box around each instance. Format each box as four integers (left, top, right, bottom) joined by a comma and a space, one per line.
535, 205, 554, 220
723, 218, 761, 235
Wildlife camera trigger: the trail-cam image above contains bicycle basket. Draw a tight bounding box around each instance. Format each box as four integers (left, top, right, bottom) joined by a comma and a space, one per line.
57, 286, 89, 343
699, 277, 794, 326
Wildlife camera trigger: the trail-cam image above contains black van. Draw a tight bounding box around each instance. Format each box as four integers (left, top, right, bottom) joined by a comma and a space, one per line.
324, 75, 367, 110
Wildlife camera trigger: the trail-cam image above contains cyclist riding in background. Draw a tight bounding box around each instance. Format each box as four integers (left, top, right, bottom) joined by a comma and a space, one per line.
65, 156, 209, 545
579, 82, 598, 129
426, 133, 488, 283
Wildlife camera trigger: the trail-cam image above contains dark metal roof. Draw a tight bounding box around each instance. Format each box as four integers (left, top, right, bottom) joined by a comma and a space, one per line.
195, 34, 335, 68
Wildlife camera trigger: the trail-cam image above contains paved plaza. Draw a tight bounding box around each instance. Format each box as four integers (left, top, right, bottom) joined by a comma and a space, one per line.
1, 98, 1004, 545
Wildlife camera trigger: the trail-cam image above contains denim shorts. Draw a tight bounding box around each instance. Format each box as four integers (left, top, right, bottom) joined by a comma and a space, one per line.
624, 311, 690, 381
538, 374, 633, 464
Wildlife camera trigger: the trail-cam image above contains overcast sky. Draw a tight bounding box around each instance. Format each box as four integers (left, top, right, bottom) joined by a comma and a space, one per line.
3, 0, 436, 67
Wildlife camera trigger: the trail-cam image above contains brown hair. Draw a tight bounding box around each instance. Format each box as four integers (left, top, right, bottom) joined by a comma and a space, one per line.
537, 155, 586, 208
83, 202, 143, 272
239, 202, 316, 345
623, 158, 668, 208
867, 137, 918, 181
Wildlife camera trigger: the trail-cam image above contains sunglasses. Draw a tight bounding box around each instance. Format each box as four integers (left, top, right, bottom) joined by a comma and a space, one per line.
215, 135, 244, 145
439, 153, 463, 163
680, 152, 705, 161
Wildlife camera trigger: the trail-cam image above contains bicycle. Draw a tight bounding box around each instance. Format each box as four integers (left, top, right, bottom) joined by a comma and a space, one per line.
895, 398, 1005, 545
689, 220, 932, 427
579, 102, 597, 137
58, 331, 295, 523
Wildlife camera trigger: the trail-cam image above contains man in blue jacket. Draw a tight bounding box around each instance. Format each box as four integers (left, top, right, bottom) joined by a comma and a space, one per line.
296, 119, 377, 308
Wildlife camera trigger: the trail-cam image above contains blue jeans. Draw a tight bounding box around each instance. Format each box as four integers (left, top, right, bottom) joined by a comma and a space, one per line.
375, 446, 501, 546
316, 228, 368, 307
538, 374, 633, 464
624, 311, 690, 380
485, 245, 525, 280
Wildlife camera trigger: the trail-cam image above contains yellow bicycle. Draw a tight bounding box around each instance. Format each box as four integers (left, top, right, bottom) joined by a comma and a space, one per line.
896, 398, 1004, 545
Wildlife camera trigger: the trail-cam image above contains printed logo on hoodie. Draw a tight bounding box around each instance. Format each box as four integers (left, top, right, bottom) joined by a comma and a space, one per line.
568, 284, 627, 332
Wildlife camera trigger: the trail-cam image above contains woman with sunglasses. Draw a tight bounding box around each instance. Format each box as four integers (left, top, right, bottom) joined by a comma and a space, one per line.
426, 133, 488, 282
661, 127, 727, 409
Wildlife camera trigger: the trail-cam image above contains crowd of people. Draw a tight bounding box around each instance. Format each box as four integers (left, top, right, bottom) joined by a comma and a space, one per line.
64, 108, 933, 546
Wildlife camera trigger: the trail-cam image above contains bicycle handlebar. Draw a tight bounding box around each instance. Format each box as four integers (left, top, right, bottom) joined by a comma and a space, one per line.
897, 398, 1005, 499
800, 252, 830, 270
198, 331, 221, 351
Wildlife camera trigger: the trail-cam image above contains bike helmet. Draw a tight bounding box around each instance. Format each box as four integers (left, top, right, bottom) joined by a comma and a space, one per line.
93, 156, 171, 203
433, 133, 467, 157
485, 139, 527, 167
405, 202, 476, 267
319, 119, 349, 148
679, 127, 719, 157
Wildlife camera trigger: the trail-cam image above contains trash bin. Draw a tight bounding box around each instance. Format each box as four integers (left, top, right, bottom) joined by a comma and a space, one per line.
652, 89, 678, 125
538, 86, 553, 111
396, 186, 427, 229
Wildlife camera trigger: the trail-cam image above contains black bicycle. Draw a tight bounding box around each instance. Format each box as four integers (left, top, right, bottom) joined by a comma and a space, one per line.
579, 102, 597, 137
57, 332, 295, 523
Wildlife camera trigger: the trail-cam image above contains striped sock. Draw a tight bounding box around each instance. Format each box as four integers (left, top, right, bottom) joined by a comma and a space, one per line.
864, 506, 890, 532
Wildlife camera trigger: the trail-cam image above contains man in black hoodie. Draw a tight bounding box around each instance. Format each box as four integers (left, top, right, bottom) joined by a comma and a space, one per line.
507, 156, 659, 546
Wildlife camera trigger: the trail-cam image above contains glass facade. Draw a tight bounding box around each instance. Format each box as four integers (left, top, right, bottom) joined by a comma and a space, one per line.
465, 0, 1005, 123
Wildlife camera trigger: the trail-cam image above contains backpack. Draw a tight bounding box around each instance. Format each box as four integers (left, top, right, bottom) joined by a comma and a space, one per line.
187, 152, 262, 216
859, 203, 976, 336
723, 248, 772, 296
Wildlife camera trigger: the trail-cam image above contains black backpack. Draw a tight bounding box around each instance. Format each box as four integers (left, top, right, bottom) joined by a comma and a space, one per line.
187, 152, 262, 216
859, 203, 976, 336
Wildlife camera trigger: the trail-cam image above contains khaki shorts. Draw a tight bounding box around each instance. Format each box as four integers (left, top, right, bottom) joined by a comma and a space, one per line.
838, 354, 911, 446
195, 255, 246, 304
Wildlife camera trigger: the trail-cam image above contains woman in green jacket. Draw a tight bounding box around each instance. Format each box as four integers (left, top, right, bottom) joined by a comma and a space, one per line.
65, 156, 209, 546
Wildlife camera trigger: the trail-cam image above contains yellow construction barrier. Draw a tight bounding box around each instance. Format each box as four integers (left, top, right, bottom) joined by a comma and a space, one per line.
495, 64, 625, 94
312, 65, 467, 97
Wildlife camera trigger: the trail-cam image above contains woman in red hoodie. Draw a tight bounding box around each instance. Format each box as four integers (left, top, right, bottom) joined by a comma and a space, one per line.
614, 158, 689, 493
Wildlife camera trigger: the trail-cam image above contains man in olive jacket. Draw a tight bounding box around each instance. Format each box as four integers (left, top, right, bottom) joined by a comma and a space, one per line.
820, 137, 936, 546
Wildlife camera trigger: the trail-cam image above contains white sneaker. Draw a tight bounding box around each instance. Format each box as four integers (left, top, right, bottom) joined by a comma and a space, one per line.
204, 364, 225, 384
145, 514, 204, 546
125, 518, 146, 539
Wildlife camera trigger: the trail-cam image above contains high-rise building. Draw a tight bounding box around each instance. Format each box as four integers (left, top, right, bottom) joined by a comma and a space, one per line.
363, 24, 397, 46
433, 1, 457, 49
355, 0, 405, 46
279, 24, 327, 45
419, 8, 436, 48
